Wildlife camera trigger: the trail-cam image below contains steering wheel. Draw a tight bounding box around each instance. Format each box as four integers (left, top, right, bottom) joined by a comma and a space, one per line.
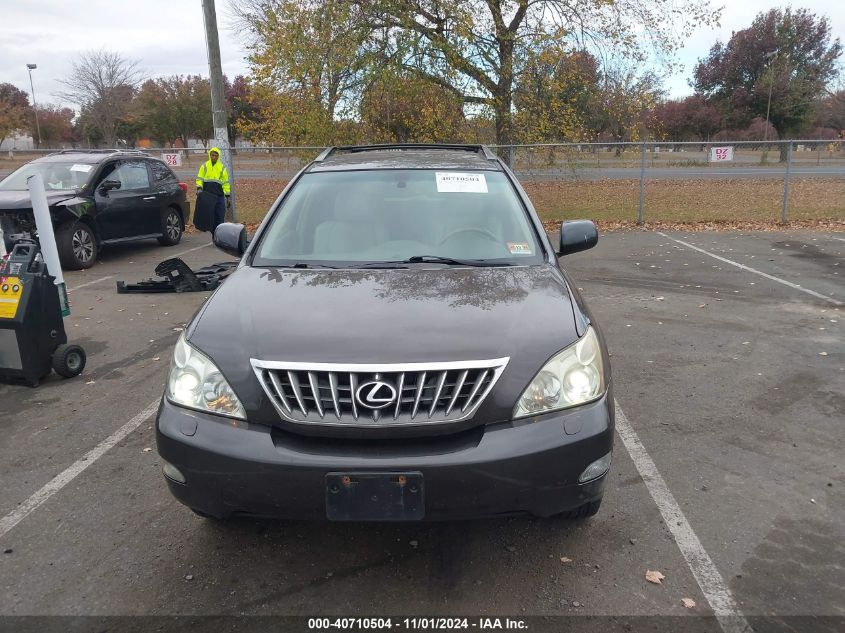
437, 227, 500, 246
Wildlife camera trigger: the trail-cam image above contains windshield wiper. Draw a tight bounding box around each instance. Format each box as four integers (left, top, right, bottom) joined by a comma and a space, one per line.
359, 255, 507, 268
285, 262, 341, 269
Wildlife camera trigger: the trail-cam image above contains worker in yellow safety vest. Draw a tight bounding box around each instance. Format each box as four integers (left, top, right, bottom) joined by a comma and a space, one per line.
196, 146, 231, 230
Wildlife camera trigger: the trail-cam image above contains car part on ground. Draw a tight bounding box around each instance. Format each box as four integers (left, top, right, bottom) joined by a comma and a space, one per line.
116, 258, 237, 294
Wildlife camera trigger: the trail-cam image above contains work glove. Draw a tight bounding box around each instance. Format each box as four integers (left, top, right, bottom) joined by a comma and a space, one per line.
226, 196, 232, 211
196, 187, 202, 195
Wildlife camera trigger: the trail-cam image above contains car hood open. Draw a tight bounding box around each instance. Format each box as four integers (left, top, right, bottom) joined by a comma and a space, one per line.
187, 265, 582, 416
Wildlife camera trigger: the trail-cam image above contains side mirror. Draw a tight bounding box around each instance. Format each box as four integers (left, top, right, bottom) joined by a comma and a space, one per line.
558, 220, 598, 256
98, 179, 121, 194
213, 222, 247, 258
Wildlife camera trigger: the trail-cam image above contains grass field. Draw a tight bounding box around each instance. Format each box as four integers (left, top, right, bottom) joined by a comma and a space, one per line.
224, 177, 845, 228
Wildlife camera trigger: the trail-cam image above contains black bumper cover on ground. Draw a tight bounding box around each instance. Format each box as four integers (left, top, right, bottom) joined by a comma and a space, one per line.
155, 391, 614, 520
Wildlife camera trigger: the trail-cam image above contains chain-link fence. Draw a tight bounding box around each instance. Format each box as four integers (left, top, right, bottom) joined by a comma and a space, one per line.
2, 141, 843, 225
491, 140, 844, 225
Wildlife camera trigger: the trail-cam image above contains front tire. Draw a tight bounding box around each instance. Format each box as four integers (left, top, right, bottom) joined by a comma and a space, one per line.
57, 222, 98, 270
158, 208, 184, 246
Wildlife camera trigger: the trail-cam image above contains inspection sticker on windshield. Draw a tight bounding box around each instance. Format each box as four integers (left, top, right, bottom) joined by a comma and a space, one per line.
507, 242, 533, 255
435, 172, 488, 193
70, 164, 92, 173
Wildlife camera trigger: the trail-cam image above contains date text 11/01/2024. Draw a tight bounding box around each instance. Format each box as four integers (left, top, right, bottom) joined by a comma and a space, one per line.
308, 618, 528, 630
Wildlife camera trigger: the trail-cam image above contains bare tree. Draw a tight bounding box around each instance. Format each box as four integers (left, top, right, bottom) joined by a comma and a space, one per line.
58, 50, 142, 147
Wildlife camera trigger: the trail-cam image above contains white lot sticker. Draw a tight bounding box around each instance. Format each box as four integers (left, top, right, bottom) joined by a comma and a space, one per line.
70, 164, 92, 173
507, 242, 533, 255
435, 172, 488, 193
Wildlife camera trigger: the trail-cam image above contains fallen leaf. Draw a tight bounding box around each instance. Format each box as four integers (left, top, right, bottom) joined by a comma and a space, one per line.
645, 570, 665, 585
142, 448, 152, 453
682, 598, 696, 609
153, 357, 161, 361
698, 304, 707, 308
560, 556, 573, 564
85, 380, 95, 385
819, 352, 828, 356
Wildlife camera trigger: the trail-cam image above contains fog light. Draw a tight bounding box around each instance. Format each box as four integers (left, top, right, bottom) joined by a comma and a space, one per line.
162, 461, 186, 484
579, 452, 611, 483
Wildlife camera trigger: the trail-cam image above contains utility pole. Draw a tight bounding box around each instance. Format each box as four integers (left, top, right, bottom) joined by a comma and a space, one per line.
26, 64, 42, 149
201, 0, 236, 221
762, 50, 778, 164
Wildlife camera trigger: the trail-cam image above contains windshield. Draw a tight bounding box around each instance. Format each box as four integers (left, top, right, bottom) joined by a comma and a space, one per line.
253, 169, 544, 267
0, 161, 94, 192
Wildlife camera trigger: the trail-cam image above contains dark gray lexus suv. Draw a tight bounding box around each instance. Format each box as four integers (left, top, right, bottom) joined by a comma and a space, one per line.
156, 144, 613, 521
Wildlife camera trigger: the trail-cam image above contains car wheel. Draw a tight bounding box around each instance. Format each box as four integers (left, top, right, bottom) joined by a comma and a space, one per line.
561, 497, 603, 520
57, 222, 98, 270
52, 344, 87, 378
158, 208, 183, 246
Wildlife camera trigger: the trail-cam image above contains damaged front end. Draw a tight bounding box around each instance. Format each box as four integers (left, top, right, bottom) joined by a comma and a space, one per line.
0, 193, 91, 251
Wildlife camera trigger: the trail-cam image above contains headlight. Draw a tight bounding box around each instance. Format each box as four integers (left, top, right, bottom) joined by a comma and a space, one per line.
514, 326, 606, 418
166, 333, 246, 419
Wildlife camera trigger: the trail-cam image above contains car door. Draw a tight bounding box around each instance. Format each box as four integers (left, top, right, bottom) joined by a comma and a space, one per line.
93, 159, 159, 240
147, 159, 182, 225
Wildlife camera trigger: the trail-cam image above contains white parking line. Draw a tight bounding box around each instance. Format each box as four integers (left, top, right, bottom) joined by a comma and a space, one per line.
0, 400, 159, 540
67, 275, 113, 293
615, 402, 750, 633
173, 242, 212, 258
657, 232, 843, 306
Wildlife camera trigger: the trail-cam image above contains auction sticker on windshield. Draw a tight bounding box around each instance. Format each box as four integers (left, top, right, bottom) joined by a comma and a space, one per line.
435, 172, 488, 193
70, 164, 92, 173
507, 242, 533, 255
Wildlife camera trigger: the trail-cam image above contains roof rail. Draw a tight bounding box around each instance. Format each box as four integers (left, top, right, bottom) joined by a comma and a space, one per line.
47, 148, 149, 156
478, 145, 498, 160
313, 147, 336, 162
332, 143, 498, 160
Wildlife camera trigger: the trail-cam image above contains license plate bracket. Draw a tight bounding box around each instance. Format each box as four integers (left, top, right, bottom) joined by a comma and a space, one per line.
325, 472, 424, 521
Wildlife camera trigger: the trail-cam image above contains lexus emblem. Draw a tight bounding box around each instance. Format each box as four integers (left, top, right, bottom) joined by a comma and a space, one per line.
356, 380, 398, 410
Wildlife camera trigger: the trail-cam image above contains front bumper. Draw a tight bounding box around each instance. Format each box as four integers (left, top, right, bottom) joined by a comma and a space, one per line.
155, 390, 614, 520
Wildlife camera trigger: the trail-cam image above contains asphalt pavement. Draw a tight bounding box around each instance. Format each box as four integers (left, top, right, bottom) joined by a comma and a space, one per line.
0, 229, 842, 632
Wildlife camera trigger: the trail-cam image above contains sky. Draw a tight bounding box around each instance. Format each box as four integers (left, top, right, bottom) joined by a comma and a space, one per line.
1, 0, 843, 110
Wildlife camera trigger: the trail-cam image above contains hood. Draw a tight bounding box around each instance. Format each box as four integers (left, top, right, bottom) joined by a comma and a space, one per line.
0, 189, 78, 211
187, 265, 580, 418
208, 146, 221, 162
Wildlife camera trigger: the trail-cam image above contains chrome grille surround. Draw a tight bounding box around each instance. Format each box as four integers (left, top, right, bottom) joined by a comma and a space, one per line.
251, 358, 510, 427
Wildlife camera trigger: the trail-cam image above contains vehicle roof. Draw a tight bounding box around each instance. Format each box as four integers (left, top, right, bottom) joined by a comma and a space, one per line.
33, 150, 155, 165
307, 144, 504, 172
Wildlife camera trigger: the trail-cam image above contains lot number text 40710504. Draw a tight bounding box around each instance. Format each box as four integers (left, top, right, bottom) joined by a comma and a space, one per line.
307, 618, 528, 630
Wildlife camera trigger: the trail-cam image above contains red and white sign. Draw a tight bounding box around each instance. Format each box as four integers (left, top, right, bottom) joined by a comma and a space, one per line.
709, 146, 734, 162
162, 152, 182, 167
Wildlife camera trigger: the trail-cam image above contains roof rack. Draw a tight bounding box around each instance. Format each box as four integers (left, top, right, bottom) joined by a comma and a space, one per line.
46, 149, 149, 157
313, 144, 498, 162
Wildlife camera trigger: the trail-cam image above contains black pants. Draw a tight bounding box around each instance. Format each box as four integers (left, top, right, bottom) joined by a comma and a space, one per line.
211, 195, 226, 232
